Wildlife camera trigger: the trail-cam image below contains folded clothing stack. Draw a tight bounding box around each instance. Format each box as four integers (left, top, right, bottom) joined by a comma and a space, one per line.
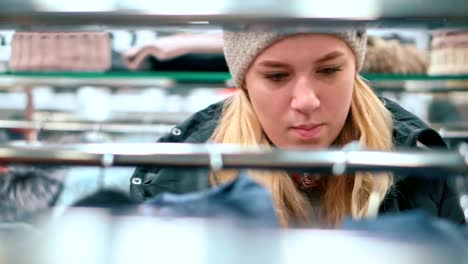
428, 30, 468, 75
122, 33, 224, 71
363, 36, 429, 74
10, 31, 111, 72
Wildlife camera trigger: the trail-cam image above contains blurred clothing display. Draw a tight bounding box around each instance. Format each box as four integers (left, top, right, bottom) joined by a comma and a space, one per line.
122, 33, 224, 71
70, 173, 278, 227
0, 28, 466, 262
363, 36, 429, 74
342, 210, 467, 262
0, 166, 64, 222
122, 53, 229, 72
10, 32, 111, 72
143, 173, 279, 228
0, 2, 467, 263
429, 30, 468, 75
428, 96, 464, 124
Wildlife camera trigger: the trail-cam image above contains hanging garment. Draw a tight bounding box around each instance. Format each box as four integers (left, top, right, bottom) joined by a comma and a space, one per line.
0, 166, 64, 222
341, 210, 468, 262
70, 173, 278, 227
143, 172, 279, 227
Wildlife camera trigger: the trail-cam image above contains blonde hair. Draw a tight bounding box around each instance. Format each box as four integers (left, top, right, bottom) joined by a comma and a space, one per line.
209, 76, 393, 227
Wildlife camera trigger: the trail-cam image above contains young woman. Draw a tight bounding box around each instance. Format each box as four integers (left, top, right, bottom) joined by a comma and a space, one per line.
131, 29, 465, 227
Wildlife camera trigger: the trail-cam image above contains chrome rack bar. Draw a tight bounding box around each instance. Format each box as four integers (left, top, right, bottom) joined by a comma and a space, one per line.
0, 0, 467, 29
0, 143, 465, 177
439, 130, 468, 140
0, 76, 174, 89
0, 120, 173, 134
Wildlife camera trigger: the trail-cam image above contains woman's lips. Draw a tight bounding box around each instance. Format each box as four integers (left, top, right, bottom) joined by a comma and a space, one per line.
290, 124, 324, 140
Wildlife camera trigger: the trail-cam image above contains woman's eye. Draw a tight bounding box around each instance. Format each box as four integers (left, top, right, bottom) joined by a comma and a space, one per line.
319, 67, 342, 75
264, 73, 289, 82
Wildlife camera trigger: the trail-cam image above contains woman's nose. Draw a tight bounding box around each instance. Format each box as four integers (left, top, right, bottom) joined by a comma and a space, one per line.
290, 76, 321, 113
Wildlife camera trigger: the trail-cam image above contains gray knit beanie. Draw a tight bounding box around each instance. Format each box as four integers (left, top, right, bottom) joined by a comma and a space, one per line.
223, 29, 367, 87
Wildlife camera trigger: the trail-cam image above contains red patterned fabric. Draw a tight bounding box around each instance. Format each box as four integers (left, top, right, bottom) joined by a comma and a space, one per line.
290, 173, 322, 191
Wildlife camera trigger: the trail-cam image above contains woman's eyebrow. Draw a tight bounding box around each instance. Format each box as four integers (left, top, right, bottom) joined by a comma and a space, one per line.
256, 60, 290, 68
315, 51, 345, 63
256, 51, 345, 68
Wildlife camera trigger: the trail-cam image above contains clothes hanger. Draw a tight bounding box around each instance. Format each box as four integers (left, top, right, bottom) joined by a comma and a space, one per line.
208, 146, 223, 187
98, 151, 114, 191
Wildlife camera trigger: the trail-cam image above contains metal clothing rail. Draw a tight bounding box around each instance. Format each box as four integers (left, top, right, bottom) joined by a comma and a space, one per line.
0, 76, 174, 89
0, 120, 173, 134
438, 129, 468, 140
0, 0, 467, 29
0, 143, 466, 177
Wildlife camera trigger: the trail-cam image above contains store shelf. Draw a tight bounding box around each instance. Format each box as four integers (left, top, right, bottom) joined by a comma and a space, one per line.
0, 71, 233, 89
0, 0, 467, 29
363, 74, 468, 82
366, 74, 468, 94
0, 71, 178, 88
0, 71, 231, 86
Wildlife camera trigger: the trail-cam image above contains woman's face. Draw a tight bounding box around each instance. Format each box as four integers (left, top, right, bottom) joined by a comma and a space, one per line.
245, 34, 356, 149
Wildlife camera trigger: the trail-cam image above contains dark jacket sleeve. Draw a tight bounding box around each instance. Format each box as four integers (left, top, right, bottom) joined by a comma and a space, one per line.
388, 174, 466, 225
130, 166, 211, 202
129, 123, 213, 202
129, 103, 222, 202
129, 133, 176, 202
438, 178, 466, 225
129, 123, 187, 202
129, 129, 212, 202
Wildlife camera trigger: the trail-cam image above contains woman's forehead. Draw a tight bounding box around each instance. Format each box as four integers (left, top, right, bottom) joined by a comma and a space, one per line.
252, 34, 353, 66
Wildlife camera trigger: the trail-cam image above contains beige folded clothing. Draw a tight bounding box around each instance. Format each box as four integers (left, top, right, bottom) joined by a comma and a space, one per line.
10, 32, 111, 72
363, 37, 429, 74
428, 30, 468, 75
123, 33, 223, 70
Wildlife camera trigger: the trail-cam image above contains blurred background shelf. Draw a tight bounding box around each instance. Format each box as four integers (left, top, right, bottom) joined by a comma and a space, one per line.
0, 71, 232, 87
363, 74, 468, 81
